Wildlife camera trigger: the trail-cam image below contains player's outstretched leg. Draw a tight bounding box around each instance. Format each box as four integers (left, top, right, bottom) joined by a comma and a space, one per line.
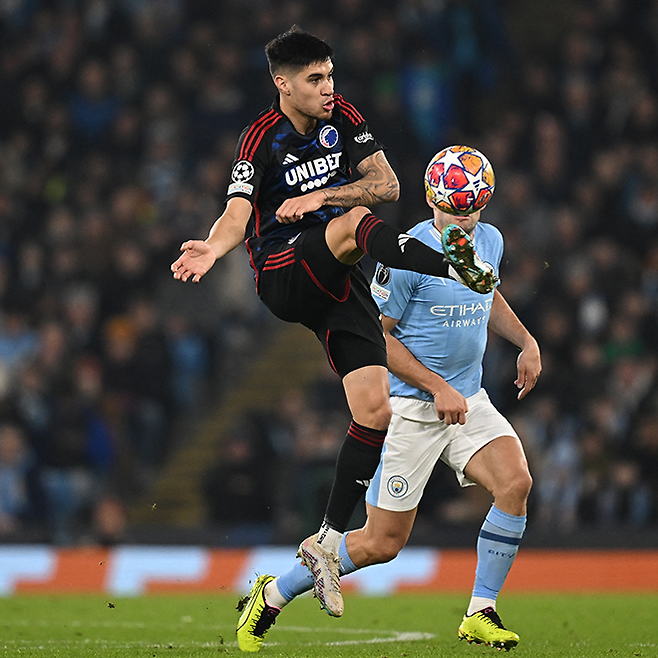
442, 224, 498, 293
297, 533, 343, 617
458, 607, 520, 651
236, 575, 281, 652
350, 211, 495, 294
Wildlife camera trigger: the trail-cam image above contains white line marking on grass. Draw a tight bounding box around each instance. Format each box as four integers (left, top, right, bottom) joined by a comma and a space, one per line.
324, 631, 436, 646
261, 626, 436, 647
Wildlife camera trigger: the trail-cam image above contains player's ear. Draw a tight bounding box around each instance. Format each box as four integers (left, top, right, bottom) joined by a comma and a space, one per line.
274, 73, 291, 96
425, 193, 436, 210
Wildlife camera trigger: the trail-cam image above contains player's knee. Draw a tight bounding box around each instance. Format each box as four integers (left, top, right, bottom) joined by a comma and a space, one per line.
362, 399, 392, 432
515, 470, 533, 499
374, 402, 392, 430
498, 469, 533, 504
344, 206, 372, 230
351, 387, 391, 430
326, 207, 371, 259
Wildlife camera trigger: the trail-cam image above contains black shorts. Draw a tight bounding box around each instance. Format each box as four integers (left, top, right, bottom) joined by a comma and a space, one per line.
255, 224, 387, 378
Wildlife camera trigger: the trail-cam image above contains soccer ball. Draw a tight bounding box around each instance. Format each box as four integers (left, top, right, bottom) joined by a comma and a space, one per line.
424, 145, 495, 215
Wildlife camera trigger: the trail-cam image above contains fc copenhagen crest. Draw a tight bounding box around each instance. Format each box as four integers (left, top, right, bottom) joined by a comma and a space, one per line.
319, 125, 339, 149
387, 476, 409, 498
231, 160, 254, 183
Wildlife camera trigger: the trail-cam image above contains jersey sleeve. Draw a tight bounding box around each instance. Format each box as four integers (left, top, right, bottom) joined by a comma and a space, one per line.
494, 228, 504, 272
225, 117, 272, 205
370, 264, 418, 320
486, 223, 505, 283
333, 95, 385, 168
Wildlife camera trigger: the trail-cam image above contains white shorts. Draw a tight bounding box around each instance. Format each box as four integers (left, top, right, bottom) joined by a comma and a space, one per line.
365, 388, 519, 512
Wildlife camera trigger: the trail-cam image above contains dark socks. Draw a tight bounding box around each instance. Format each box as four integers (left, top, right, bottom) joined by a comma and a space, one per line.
323, 421, 386, 532
355, 213, 451, 277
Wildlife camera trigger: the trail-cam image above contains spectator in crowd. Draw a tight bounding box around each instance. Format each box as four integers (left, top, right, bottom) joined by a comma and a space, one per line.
203, 414, 277, 545
0, 423, 32, 535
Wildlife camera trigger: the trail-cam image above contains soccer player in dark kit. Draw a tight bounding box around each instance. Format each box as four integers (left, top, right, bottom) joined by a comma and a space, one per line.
171, 26, 496, 628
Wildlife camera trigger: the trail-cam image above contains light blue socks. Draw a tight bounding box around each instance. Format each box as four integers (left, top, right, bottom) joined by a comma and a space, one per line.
276, 533, 358, 603
273, 507, 525, 611
472, 505, 526, 603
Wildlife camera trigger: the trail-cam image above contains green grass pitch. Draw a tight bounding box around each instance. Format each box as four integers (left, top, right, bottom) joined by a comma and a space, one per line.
0, 592, 656, 657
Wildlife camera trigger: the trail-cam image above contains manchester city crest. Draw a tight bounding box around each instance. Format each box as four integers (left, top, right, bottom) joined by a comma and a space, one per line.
387, 476, 409, 498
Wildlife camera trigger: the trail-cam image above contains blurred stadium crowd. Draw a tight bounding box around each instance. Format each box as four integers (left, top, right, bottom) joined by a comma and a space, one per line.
1, 0, 658, 545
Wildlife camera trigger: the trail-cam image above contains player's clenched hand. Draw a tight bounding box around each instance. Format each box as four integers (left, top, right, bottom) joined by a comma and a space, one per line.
515, 339, 542, 400
433, 382, 468, 425
276, 190, 324, 224
171, 240, 216, 283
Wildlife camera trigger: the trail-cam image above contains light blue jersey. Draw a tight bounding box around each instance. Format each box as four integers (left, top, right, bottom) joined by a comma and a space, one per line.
370, 219, 504, 400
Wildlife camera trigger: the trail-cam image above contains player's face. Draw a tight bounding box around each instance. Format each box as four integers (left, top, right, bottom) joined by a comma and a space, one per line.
276, 59, 335, 130
430, 201, 482, 236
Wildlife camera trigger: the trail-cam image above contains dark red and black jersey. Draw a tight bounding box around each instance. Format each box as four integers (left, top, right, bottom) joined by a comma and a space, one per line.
225, 94, 385, 273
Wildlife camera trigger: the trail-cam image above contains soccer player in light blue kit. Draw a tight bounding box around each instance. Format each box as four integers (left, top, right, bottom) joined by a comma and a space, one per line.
236, 146, 541, 652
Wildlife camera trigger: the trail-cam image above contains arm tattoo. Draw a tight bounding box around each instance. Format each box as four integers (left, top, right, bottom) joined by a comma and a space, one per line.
321, 151, 399, 207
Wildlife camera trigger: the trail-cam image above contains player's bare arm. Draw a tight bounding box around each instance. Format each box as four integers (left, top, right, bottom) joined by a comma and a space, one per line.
171, 197, 251, 283
276, 151, 399, 224
382, 315, 468, 425
325, 150, 399, 206
488, 290, 542, 400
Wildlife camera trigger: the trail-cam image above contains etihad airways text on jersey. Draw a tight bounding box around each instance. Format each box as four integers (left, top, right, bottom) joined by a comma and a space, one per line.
429, 299, 493, 318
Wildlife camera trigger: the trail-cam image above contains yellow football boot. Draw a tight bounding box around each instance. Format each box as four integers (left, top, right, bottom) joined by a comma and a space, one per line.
236, 575, 280, 652
458, 606, 519, 651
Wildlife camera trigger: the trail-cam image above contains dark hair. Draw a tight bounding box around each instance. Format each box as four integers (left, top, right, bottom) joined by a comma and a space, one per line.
265, 26, 333, 76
